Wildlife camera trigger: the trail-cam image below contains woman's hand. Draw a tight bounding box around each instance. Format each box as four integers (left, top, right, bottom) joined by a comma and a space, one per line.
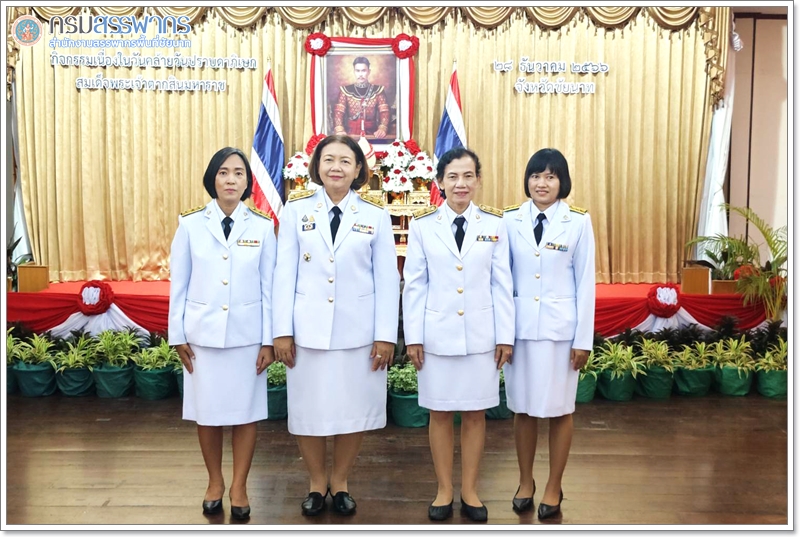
176, 343, 195, 374
274, 336, 296, 368
371, 341, 395, 371
406, 344, 424, 371
256, 345, 274, 375
495, 344, 513, 369
570, 348, 589, 371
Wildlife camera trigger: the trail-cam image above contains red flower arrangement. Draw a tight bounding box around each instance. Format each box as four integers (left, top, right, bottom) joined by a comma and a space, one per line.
304, 33, 332, 56
305, 133, 327, 156
78, 280, 115, 316
404, 138, 421, 156
392, 33, 420, 59
733, 264, 759, 280
646, 283, 681, 319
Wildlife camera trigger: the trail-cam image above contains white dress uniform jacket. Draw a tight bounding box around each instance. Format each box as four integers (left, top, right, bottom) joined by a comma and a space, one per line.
403, 203, 515, 356
503, 199, 595, 350
168, 200, 276, 348
272, 189, 400, 350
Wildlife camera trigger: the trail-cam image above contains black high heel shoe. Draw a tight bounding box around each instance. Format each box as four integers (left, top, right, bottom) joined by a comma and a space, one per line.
537, 490, 563, 520
202, 498, 223, 515
460, 497, 488, 522
301, 489, 328, 516
428, 499, 454, 521
230, 504, 251, 520
229, 495, 251, 520
512, 480, 536, 513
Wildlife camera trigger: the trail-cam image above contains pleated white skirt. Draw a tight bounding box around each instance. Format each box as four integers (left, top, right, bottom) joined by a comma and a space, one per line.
182, 343, 267, 426
418, 350, 500, 411
503, 339, 578, 418
287, 345, 387, 436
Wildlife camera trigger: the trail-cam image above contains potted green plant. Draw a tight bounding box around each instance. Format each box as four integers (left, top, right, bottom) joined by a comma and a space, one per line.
52, 334, 97, 396
595, 341, 646, 402
266, 361, 288, 420
92, 330, 135, 398
754, 337, 787, 399
635, 339, 675, 399
712, 337, 755, 396
387, 360, 429, 427
13, 333, 57, 397
132, 340, 177, 400
673, 341, 716, 396
576, 349, 603, 403
726, 206, 788, 321
685, 223, 760, 294
6, 328, 25, 393
486, 369, 512, 419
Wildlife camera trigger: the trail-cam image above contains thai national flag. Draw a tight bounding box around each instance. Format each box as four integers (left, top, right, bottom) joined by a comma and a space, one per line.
250, 62, 285, 222
432, 62, 467, 207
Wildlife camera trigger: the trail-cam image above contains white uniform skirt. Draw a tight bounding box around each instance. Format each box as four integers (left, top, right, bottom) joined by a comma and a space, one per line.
287, 345, 387, 436
182, 343, 267, 426
418, 350, 499, 411
504, 340, 578, 418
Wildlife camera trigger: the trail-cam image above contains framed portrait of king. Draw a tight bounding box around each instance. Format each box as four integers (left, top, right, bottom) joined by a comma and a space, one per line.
309, 37, 415, 152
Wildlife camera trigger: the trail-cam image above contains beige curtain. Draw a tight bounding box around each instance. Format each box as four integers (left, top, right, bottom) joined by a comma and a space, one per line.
13, 7, 723, 283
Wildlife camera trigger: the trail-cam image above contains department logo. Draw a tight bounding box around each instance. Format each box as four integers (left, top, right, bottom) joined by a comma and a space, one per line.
12, 16, 42, 47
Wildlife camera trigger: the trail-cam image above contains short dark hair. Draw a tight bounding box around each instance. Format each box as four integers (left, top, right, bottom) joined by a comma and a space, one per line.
435, 147, 481, 180
308, 135, 370, 191
523, 148, 571, 199
435, 147, 481, 200
353, 56, 370, 68
202, 147, 253, 200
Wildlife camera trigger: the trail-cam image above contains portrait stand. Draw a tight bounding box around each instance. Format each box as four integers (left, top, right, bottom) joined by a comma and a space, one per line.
306, 34, 418, 152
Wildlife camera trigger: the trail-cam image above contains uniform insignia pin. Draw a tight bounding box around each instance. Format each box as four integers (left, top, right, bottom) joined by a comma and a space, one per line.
303, 253, 311, 261
302, 215, 308, 222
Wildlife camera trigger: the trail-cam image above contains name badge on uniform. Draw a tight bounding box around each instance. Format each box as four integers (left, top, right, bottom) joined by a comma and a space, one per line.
476, 235, 499, 242
545, 242, 568, 252
237, 239, 260, 247
302, 223, 316, 231
352, 223, 375, 235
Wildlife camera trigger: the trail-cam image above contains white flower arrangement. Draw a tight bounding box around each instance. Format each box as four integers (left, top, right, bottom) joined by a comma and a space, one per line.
405, 151, 436, 182
377, 140, 435, 193
282, 151, 310, 182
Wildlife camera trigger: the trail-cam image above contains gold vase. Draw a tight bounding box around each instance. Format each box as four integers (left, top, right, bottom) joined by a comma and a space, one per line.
413, 178, 429, 192
292, 177, 308, 191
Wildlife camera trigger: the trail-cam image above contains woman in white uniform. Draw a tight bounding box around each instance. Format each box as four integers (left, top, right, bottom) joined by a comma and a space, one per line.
403, 147, 514, 522
503, 148, 595, 519
272, 135, 399, 517
168, 147, 277, 520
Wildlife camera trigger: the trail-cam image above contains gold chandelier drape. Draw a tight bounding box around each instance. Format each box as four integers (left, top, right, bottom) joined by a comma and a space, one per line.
11, 7, 728, 283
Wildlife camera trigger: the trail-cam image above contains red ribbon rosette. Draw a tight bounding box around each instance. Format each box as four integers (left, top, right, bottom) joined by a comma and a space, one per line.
78, 280, 115, 316
392, 34, 419, 59
304, 32, 331, 56
404, 138, 421, 156
646, 283, 681, 319
305, 133, 327, 156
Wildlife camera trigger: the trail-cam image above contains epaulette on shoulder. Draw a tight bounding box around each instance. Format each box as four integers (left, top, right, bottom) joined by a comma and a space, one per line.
250, 207, 273, 220
288, 189, 315, 202
478, 204, 503, 218
503, 204, 521, 212
359, 193, 385, 209
413, 205, 438, 219
569, 205, 588, 214
180, 205, 205, 217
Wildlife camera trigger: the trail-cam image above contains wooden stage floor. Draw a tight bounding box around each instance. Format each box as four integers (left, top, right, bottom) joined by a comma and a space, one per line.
5, 393, 788, 526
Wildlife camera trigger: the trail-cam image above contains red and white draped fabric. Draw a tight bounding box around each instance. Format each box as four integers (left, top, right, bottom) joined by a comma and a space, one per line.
11, 281, 155, 337
594, 283, 768, 338
250, 62, 286, 222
